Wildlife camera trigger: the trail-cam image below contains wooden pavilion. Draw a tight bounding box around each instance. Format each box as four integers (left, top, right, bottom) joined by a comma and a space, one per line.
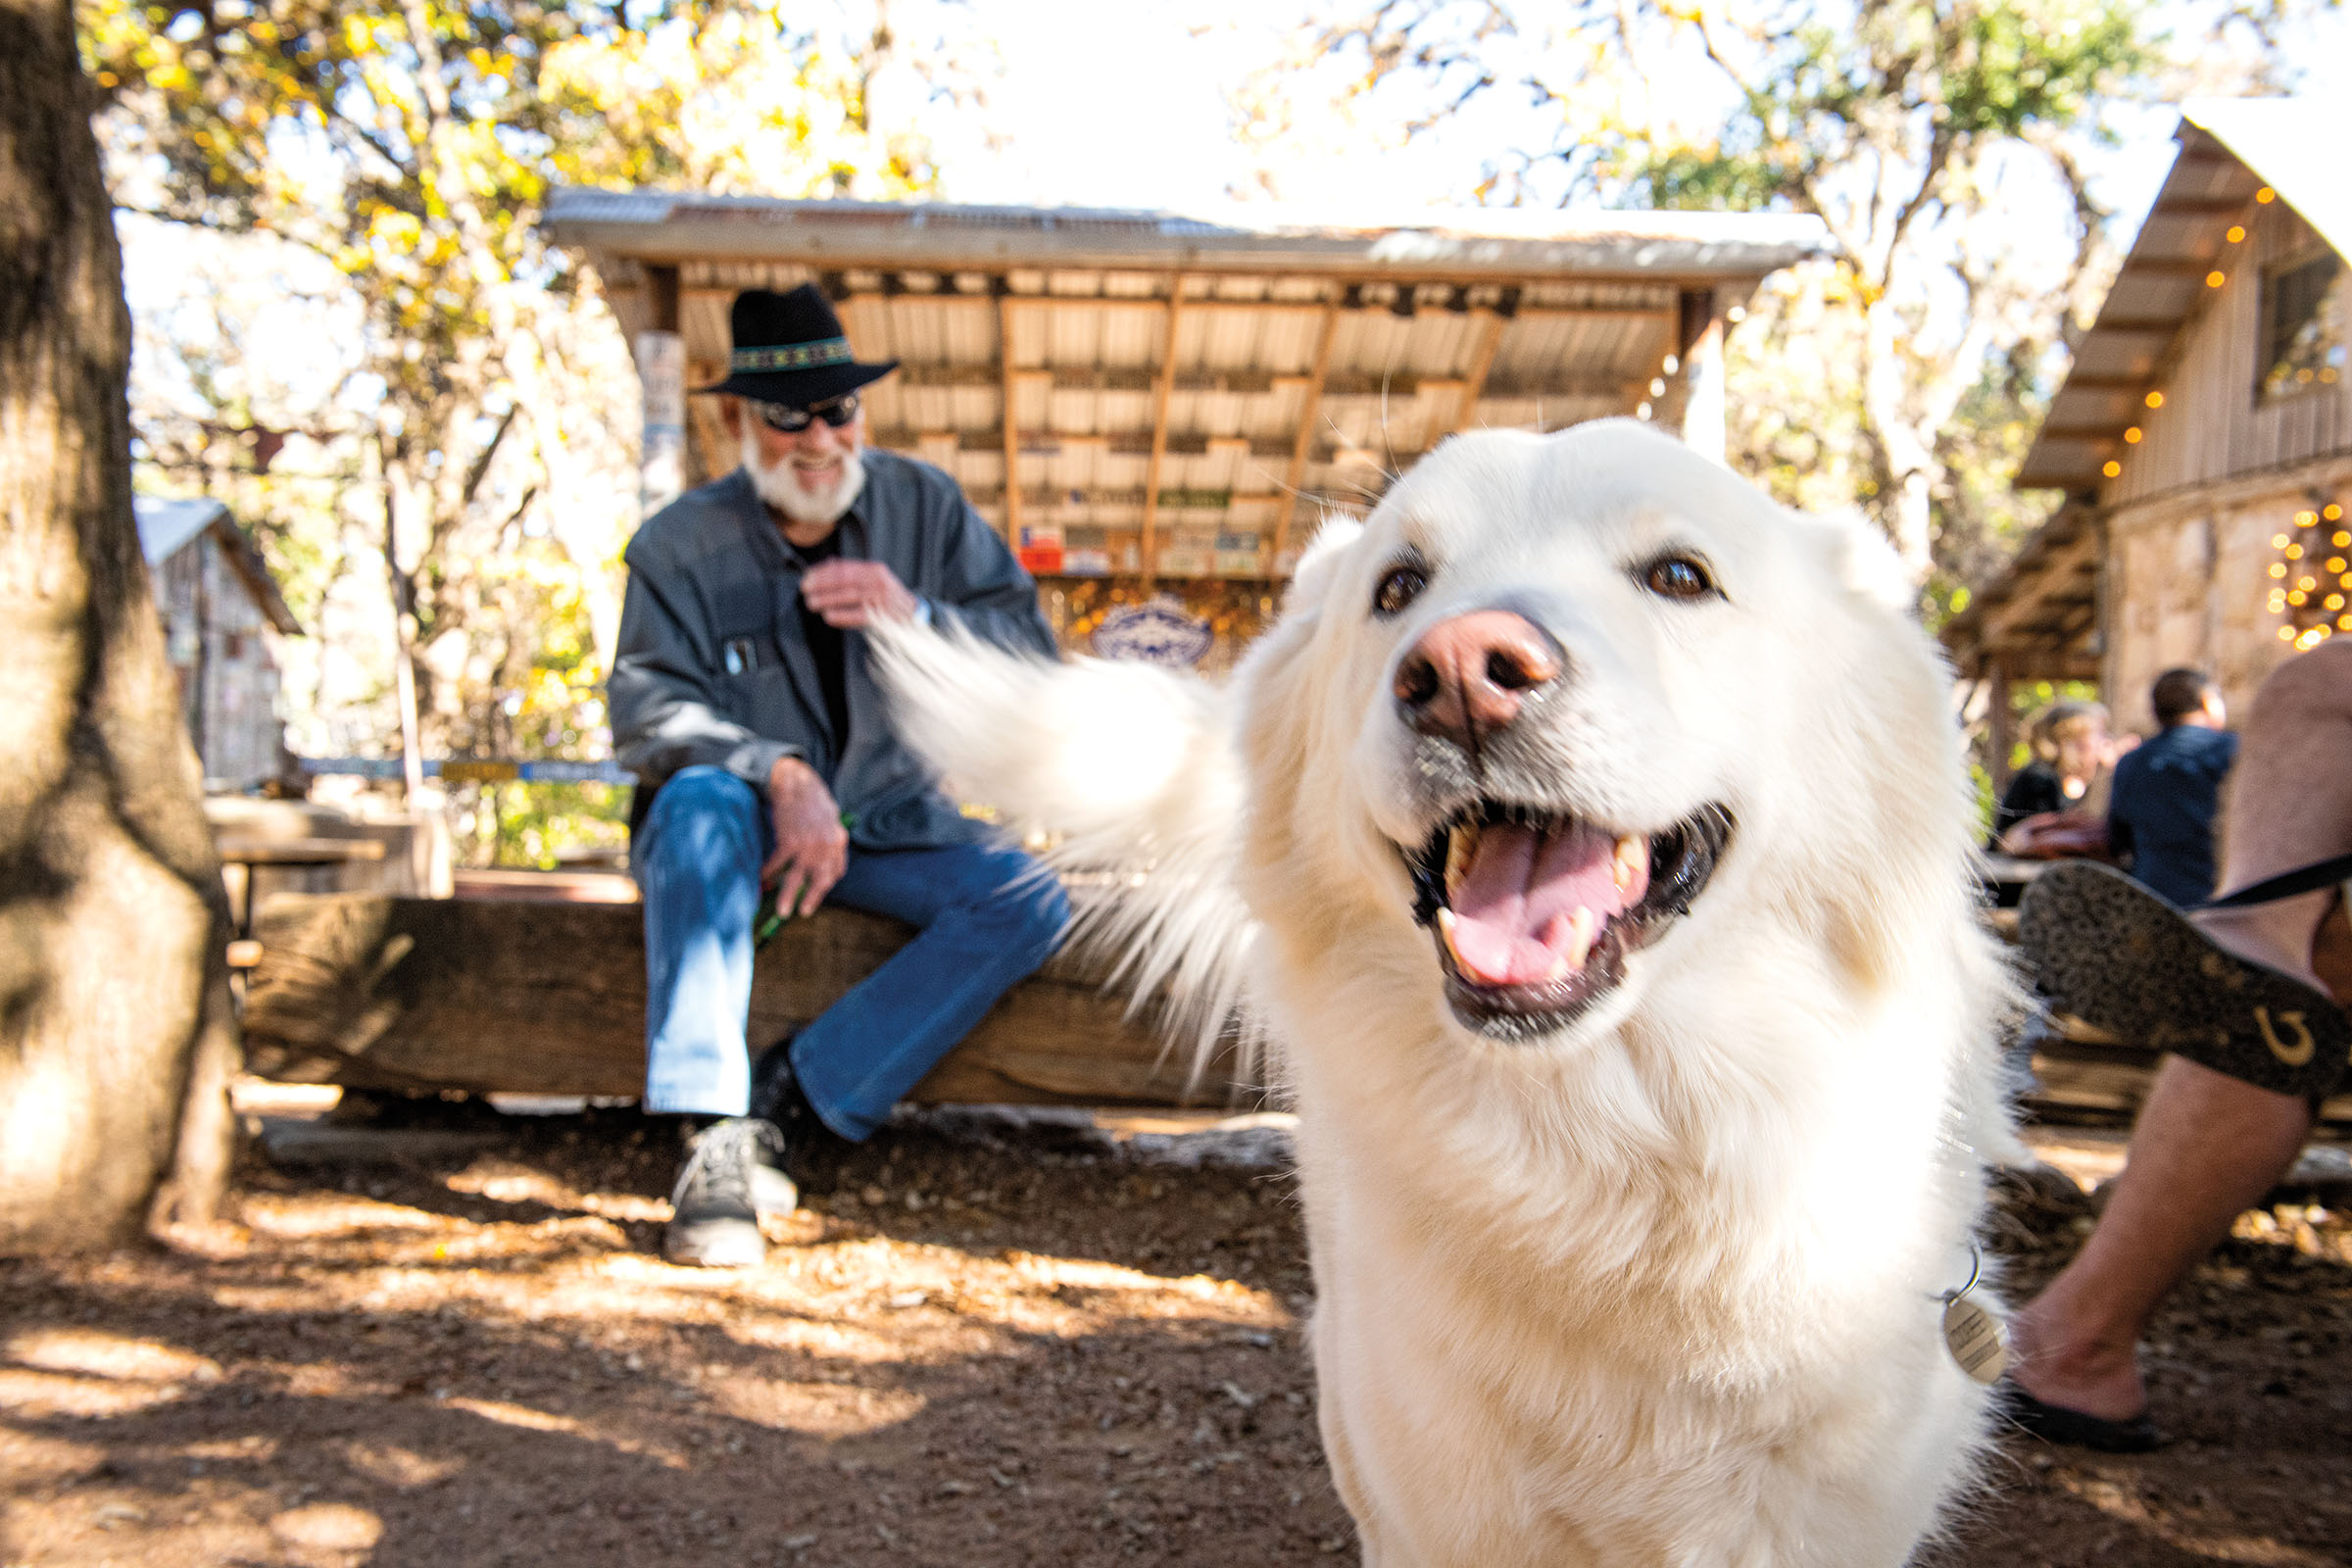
546, 191, 1824, 662
1943, 99, 2350, 765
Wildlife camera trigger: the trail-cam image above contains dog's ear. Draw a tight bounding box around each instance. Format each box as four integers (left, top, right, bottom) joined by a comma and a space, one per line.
1805, 507, 1917, 616
1282, 514, 1364, 612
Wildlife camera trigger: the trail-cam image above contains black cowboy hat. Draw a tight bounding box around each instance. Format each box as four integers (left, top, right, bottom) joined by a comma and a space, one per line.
693, 284, 899, 405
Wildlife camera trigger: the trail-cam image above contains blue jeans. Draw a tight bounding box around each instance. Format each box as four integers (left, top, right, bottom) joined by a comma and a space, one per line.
634, 765, 1069, 1140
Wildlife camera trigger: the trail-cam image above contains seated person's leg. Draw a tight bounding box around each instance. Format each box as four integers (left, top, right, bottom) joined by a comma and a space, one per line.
2009, 644, 2352, 1442
783, 840, 1070, 1142
635, 764, 767, 1116
2197, 638, 2352, 993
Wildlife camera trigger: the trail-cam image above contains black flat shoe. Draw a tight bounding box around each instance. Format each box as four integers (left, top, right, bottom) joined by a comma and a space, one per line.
2020, 860, 2350, 1098
1998, 1385, 2168, 1453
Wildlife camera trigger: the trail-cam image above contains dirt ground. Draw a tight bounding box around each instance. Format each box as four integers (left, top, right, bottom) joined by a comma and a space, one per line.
3, 1096, 2349, 1568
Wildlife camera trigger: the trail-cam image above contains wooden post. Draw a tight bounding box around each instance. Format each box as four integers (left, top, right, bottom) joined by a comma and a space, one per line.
1272, 301, 1341, 573
997, 291, 1022, 546
1664, 287, 1726, 463
1139, 272, 1190, 589
1985, 655, 2016, 792
637, 264, 687, 515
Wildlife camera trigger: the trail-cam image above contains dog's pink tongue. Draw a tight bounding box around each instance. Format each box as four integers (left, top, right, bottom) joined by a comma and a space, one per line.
1446, 822, 1641, 987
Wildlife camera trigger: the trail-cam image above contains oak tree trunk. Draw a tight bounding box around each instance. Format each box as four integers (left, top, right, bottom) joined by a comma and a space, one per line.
0, 0, 240, 1248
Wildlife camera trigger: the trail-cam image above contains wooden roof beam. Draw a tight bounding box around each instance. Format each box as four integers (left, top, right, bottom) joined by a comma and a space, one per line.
1426, 310, 1507, 447
2148, 196, 2256, 216
1273, 303, 1343, 570
997, 294, 1022, 546
2116, 259, 2217, 279
1139, 273, 1190, 589
2088, 316, 2187, 335
1976, 537, 2103, 648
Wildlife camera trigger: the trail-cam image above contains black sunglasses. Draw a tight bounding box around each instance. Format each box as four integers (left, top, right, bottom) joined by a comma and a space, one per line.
752, 393, 860, 433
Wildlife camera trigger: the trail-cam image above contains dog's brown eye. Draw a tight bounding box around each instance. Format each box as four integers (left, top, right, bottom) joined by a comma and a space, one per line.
1644, 557, 1714, 600
1373, 563, 1428, 615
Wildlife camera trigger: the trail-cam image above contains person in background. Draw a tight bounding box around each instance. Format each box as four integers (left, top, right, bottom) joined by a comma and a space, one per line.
2107, 667, 2237, 906
1992, 700, 2113, 858
610, 285, 1068, 1269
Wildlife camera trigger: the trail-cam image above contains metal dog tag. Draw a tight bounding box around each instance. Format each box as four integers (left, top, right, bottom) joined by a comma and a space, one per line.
1942, 1295, 2007, 1385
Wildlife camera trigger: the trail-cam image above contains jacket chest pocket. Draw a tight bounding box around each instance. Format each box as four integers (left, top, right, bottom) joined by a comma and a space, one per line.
710, 578, 786, 673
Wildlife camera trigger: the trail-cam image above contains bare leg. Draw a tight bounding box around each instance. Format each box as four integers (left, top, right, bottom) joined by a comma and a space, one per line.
2010, 642, 2352, 1419
2195, 640, 2352, 990
2009, 1057, 2314, 1416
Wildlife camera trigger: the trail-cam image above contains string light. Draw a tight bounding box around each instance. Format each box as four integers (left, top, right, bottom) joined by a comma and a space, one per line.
2125, 426, 2143, 443
2102, 460, 2123, 477
2271, 497, 2348, 649
2206, 270, 2228, 288
2257, 187, 2277, 203
2145, 391, 2165, 408
2226, 225, 2246, 243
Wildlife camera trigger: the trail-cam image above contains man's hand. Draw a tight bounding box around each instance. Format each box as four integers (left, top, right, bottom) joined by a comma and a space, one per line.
802, 559, 918, 628
762, 757, 849, 917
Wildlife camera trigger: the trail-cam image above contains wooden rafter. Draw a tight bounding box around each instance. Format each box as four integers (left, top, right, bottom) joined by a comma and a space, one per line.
997, 294, 1021, 546
1273, 303, 1343, 569
1139, 273, 1190, 589
1428, 310, 1506, 446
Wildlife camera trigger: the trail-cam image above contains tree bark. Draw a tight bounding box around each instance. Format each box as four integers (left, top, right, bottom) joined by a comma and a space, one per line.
0, 0, 240, 1248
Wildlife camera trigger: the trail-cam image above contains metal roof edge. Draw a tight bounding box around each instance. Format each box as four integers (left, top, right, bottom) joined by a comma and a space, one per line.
2180, 98, 2352, 262
132, 494, 227, 564
543, 187, 1829, 278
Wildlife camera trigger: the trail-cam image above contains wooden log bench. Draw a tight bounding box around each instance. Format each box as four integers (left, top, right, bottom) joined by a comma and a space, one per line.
237, 890, 2348, 1132
240, 891, 1260, 1111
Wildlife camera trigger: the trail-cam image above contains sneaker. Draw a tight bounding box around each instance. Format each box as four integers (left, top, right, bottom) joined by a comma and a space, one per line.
663, 1117, 791, 1268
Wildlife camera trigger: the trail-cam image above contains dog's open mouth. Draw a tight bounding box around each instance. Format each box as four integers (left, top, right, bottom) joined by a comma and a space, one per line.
1403, 802, 1735, 1039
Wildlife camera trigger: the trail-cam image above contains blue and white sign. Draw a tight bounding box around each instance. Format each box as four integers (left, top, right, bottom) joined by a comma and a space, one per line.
1092, 597, 1213, 667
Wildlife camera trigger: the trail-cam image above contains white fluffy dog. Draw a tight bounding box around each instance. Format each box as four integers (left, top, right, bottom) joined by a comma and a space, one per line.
875, 420, 2019, 1566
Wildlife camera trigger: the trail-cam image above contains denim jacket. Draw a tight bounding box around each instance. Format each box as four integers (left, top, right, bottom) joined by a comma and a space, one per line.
610, 454, 1056, 849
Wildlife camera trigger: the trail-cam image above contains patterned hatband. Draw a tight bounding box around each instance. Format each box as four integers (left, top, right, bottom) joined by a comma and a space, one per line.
730, 338, 855, 372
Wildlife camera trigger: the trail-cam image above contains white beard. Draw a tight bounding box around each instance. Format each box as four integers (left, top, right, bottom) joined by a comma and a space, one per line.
742, 423, 867, 526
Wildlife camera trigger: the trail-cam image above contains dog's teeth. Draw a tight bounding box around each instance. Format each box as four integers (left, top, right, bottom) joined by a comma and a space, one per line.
1445, 821, 1479, 893
1437, 908, 1468, 969
1564, 906, 1597, 971
1612, 835, 1648, 895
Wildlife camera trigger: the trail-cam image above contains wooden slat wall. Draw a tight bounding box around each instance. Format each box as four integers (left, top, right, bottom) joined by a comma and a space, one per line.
2109, 202, 2350, 506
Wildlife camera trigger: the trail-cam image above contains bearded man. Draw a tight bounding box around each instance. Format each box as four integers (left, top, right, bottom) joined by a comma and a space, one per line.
610, 285, 1066, 1267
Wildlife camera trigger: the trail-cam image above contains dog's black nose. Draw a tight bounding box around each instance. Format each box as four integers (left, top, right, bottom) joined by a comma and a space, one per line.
1394, 611, 1562, 749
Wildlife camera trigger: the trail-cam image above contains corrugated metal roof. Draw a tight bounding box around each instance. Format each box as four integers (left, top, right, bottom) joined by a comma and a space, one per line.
2183, 99, 2352, 261
133, 494, 302, 634
554, 188, 1822, 579
134, 494, 227, 564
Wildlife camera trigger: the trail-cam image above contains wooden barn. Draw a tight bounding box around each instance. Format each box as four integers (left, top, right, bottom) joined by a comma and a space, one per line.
545, 192, 1823, 663
135, 493, 300, 792
1943, 99, 2349, 759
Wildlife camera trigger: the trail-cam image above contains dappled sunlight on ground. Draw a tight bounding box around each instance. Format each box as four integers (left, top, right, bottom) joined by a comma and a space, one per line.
2, 1113, 2347, 1565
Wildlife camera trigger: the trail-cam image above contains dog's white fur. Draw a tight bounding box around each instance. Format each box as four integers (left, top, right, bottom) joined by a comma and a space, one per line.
876, 421, 2020, 1566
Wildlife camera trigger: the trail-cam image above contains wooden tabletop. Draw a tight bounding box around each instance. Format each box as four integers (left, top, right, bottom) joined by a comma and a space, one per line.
215, 836, 388, 865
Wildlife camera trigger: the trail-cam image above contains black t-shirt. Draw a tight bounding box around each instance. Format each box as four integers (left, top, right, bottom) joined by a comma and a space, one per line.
1990, 760, 2067, 847
785, 529, 852, 754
